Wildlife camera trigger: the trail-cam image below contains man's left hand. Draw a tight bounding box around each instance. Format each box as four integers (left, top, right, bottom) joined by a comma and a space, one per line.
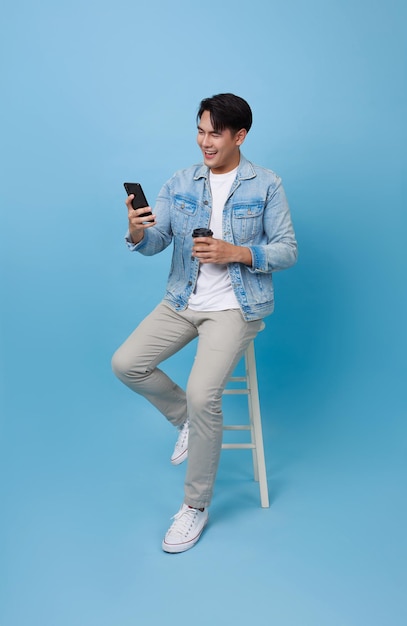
192, 237, 252, 266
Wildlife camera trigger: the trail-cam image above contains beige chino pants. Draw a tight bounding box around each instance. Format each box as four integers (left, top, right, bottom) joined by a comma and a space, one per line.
112, 301, 262, 508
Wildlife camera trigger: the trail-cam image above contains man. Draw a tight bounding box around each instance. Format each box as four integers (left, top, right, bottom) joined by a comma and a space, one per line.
112, 93, 297, 553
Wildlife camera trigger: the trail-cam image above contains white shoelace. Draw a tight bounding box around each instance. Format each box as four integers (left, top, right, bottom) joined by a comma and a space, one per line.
168, 506, 198, 538
174, 420, 189, 451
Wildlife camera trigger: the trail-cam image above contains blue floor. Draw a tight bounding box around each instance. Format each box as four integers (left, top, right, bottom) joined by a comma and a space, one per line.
1, 325, 405, 626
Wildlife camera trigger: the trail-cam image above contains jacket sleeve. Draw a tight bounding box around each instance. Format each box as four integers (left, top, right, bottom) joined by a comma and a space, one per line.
124, 179, 174, 256
247, 178, 297, 273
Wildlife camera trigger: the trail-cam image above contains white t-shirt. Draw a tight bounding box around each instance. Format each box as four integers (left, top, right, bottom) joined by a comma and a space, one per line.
188, 167, 240, 311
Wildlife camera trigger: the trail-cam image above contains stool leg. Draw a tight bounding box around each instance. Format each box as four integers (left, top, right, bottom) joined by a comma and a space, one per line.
245, 341, 270, 508
245, 346, 260, 483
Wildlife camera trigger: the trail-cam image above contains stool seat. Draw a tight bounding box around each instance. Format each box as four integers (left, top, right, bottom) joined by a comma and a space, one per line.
222, 324, 269, 507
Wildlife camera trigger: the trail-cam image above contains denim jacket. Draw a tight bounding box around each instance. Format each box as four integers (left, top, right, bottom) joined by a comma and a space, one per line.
126, 154, 297, 321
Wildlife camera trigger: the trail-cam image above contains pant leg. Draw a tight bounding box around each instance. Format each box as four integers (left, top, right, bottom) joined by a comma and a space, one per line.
111, 301, 198, 426
183, 309, 263, 508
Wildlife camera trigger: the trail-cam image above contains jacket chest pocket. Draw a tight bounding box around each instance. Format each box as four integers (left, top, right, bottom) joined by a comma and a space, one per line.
232, 202, 264, 243
172, 197, 199, 236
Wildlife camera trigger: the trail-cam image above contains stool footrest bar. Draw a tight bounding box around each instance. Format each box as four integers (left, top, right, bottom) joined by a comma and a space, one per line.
222, 443, 255, 449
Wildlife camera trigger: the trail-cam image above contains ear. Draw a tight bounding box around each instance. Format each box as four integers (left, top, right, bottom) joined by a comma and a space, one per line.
235, 128, 247, 146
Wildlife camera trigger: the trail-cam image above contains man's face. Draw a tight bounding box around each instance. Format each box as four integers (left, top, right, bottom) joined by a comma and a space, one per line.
197, 110, 246, 174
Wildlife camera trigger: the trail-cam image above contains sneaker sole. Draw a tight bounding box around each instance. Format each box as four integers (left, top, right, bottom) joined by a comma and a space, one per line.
162, 516, 209, 553
170, 448, 188, 465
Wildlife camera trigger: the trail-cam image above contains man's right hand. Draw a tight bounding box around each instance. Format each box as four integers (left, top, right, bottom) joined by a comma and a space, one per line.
126, 195, 156, 244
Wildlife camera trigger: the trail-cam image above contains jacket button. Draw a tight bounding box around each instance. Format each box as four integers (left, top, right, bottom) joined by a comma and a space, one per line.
204, 200, 208, 205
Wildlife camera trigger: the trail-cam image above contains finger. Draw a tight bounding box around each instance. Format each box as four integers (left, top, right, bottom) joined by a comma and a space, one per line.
193, 240, 212, 250
134, 206, 153, 218
130, 215, 156, 227
126, 195, 135, 211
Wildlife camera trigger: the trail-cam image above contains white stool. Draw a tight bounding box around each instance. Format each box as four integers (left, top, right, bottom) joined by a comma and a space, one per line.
222, 324, 269, 508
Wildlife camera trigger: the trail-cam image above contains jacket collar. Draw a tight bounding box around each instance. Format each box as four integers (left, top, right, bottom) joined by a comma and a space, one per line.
193, 153, 256, 181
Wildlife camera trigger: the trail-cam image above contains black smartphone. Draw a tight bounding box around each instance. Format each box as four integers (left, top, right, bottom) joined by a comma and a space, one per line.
123, 182, 152, 217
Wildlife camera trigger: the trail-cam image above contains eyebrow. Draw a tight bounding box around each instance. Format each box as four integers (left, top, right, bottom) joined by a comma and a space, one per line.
197, 125, 221, 133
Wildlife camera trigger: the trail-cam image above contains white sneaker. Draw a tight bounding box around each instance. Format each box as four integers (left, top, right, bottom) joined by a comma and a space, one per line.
162, 503, 209, 553
170, 419, 189, 465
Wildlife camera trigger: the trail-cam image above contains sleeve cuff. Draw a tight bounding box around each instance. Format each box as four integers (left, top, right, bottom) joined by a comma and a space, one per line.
125, 231, 145, 251
247, 245, 268, 273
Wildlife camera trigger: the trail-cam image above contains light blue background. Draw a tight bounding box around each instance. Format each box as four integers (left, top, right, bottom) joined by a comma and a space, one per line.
1, 1, 406, 624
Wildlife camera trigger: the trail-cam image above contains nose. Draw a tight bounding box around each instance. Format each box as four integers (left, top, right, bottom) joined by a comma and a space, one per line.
200, 133, 212, 148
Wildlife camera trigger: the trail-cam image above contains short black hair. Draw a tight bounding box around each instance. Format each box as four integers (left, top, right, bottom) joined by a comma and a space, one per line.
197, 93, 253, 134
